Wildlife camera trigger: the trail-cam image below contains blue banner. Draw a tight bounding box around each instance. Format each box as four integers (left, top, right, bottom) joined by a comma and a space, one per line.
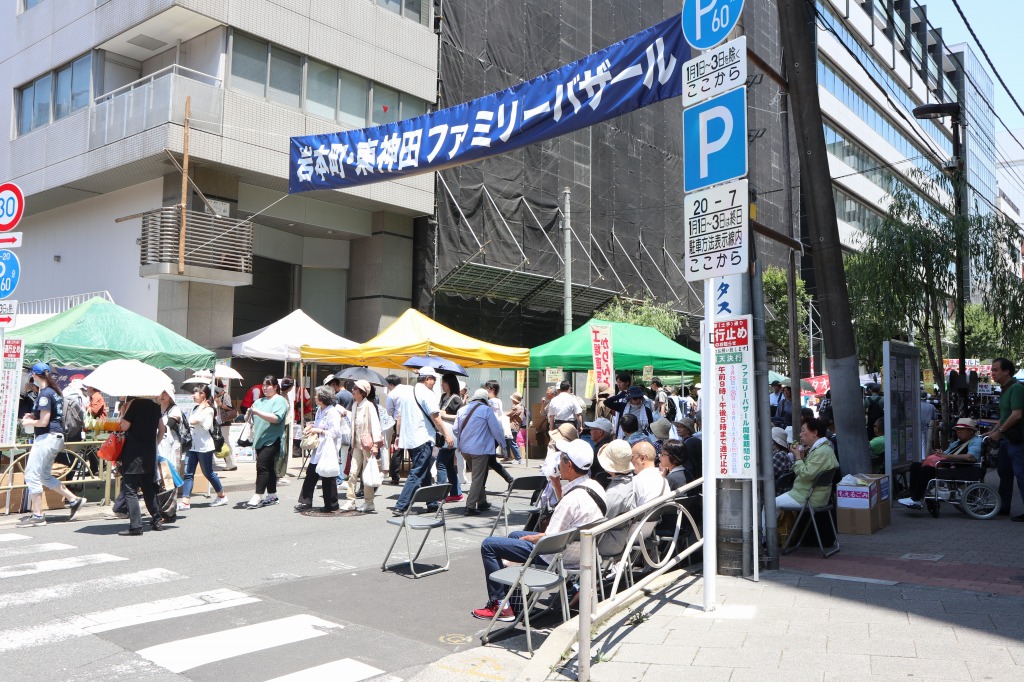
289, 14, 689, 193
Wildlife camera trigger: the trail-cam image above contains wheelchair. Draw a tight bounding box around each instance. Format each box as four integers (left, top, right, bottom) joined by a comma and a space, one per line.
924, 437, 1000, 520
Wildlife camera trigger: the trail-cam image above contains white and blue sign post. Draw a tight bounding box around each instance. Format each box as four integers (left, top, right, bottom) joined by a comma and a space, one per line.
681, 0, 753, 611
0, 250, 20, 301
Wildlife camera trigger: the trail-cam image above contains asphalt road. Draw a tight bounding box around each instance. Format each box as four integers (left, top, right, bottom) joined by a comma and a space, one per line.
0, 459, 552, 682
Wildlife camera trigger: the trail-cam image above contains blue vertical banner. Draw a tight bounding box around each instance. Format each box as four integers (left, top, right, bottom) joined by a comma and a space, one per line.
289, 15, 689, 193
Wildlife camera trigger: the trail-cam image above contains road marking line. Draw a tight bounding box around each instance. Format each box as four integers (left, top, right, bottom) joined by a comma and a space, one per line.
0, 542, 75, 559
814, 573, 899, 586
0, 533, 31, 542
0, 553, 128, 579
264, 658, 386, 682
0, 589, 257, 653
136, 614, 343, 673
0, 568, 184, 609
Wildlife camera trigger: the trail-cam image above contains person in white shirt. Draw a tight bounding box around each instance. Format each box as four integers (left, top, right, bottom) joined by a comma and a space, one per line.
392, 367, 451, 515
385, 375, 412, 485
547, 381, 582, 431
631, 441, 669, 506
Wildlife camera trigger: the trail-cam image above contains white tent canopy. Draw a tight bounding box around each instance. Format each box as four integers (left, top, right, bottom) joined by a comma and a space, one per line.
231, 309, 356, 362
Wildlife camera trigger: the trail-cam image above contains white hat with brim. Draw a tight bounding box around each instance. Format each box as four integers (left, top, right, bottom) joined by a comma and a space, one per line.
556, 438, 594, 470
597, 439, 633, 474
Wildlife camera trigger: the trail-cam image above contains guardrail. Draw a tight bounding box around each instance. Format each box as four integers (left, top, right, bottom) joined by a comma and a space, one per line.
576, 477, 704, 682
139, 207, 253, 275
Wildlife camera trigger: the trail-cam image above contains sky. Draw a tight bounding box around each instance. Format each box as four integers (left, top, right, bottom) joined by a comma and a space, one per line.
921, 0, 1024, 132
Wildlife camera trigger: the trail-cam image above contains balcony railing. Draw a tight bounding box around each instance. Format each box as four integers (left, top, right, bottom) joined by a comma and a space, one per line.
89, 65, 222, 149
139, 207, 253, 286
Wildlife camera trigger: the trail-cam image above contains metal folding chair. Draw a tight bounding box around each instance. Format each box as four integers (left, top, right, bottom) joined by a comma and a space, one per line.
381, 483, 451, 578
479, 528, 578, 656
489, 474, 548, 537
782, 468, 840, 558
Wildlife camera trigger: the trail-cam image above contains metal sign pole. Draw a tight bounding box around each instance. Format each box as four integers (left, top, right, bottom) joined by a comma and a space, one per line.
702, 276, 717, 612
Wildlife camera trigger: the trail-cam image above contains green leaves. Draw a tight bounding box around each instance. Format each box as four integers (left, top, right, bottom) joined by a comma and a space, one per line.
595, 296, 686, 340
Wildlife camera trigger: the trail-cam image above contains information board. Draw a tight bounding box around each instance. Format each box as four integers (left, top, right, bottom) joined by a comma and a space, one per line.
0, 338, 24, 445
712, 316, 756, 478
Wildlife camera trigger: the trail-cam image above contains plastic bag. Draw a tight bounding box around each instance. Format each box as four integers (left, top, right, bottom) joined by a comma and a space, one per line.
362, 455, 383, 487
315, 450, 340, 478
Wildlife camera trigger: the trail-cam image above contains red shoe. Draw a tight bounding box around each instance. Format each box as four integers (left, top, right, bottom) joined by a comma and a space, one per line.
472, 600, 515, 622
446, 494, 464, 503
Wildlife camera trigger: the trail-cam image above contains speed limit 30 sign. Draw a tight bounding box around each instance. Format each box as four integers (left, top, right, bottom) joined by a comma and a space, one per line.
0, 183, 24, 232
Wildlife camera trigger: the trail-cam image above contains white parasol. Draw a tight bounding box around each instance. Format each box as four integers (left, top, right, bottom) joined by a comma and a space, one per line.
83, 359, 175, 398
181, 365, 243, 386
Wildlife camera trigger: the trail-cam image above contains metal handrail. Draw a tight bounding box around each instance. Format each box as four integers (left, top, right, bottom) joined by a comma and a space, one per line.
576, 477, 704, 682
139, 207, 253, 274
94, 64, 221, 105
18, 291, 115, 315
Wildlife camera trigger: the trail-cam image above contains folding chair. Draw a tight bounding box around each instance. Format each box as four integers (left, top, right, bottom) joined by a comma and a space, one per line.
489, 474, 548, 537
480, 528, 578, 656
380, 483, 451, 578
781, 468, 840, 558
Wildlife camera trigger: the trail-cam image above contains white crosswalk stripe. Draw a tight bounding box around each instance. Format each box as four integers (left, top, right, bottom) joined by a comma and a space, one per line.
0, 588, 258, 653
136, 614, 344, 673
0, 553, 128, 579
0, 542, 76, 559
264, 658, 388, 682
0, 533, 31, 542
0, 568, 183, 609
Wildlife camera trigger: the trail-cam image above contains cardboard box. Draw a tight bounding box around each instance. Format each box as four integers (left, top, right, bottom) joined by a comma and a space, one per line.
0, 472, 26, 514
859, 474, 891, 530
837, 477, 879, 509
837, 506, 878, 535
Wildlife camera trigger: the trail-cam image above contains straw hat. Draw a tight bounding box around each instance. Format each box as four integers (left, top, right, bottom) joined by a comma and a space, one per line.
548, 423, 579, 443
597, 439, 633, 474
953, 417, 977, 431
650, 419, 673, 440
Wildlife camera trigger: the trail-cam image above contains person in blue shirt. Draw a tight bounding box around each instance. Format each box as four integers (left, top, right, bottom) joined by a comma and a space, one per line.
771, 386, 793, 427
454, 389, 505, 515
18, 363, 85, 527
898, 417, 983, 509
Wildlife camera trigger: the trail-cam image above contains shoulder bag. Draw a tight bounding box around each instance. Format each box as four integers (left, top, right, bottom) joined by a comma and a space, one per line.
415, 385, 446, 448
98, 432, 125, 462
237, 411, 254, 447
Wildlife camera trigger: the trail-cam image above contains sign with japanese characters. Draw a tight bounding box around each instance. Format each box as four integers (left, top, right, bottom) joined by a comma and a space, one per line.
712, 316, 755, 478
683, 87, 748, 191
682, 0, 745, 50
683, 36, 746, 107
590, 324, 614, 398
0, 338, 23, 445
684, 178, 748, 280
545, 367, 564, 384
0, 300, 17, 328
0, 183, 25, 232
289, 15, 689, 193
0, 250, 20, 300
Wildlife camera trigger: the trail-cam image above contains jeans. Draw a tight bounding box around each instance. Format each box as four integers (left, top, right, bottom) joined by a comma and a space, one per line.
435, 447, 460, 497
998, 440, 1024, 514
481, 530, 547, 601
122, 472, 159, 532
24, 433, 65, 494
395, 441, 435, 510
255, 441, 280, 495
181, 450, 223, 498
505, 436, 522, 462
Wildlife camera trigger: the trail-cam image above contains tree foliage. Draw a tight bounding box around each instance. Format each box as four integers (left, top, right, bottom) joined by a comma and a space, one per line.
847, 169, 1024, 425
762, 266, 810, 367
959, 303, 1024, 363
595, 296, 686, 339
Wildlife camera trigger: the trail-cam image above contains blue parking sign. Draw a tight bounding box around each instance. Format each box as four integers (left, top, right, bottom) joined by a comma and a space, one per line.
682, 0, 745, 50
683, 87, 747, 192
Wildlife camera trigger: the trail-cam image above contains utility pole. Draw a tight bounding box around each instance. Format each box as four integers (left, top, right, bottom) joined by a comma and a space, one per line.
178, 96, 191, 276
562, 187, 572, 335
778, 0, 871, 473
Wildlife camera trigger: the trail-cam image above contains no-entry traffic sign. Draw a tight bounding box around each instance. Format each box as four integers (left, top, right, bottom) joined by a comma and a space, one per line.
0, 183, 24, 232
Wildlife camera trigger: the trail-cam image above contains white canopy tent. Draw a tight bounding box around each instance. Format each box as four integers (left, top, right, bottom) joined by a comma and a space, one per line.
231, 309, 356, 362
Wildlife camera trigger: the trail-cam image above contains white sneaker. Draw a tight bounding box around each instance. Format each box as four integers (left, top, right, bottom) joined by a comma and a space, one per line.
176, 501, 191, 511
211, 496, 228, 507
246, 494, 263, 509
339, 501, 357, 512
356, 503, 376, 514
277, 478, 290, 486
897, 497, 922, 509
260, 495, 279, 507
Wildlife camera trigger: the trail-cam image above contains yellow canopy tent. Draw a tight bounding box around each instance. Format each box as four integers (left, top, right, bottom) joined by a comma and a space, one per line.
300, 308, 530, 369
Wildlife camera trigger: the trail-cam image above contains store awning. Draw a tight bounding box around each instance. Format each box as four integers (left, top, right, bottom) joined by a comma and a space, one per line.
301, 308, 530, 369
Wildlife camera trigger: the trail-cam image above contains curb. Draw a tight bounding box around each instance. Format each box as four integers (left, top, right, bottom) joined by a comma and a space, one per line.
514, 568, 691, 682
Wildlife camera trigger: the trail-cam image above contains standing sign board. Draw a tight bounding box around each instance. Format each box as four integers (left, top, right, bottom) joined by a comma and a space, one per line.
590, 324, 614, 398
683, 36, 747, 107
0, 338, 24, 445
682, 0, 745, 50
545, 367, 563, 384
712, 316, 756, 478
683, 87, 748, 191
684, 178, 749, 280
883, 340, 920, 488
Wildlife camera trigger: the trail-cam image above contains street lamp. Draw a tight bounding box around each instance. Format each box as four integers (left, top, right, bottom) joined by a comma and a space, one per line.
913, 101, 967, 407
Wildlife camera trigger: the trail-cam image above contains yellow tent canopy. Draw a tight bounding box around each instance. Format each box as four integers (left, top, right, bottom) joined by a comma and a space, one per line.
300, 308, 530, 369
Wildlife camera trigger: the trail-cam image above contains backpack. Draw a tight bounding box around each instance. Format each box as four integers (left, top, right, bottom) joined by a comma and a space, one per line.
63, 398, 84, 442
865, 395, 884, 426
174, 408, 192, 452
665, 395, 678, 422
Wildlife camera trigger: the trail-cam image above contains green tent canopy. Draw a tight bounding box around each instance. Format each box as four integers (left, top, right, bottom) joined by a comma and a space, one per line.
529, 319, 700, 372
9, 297, 215, 370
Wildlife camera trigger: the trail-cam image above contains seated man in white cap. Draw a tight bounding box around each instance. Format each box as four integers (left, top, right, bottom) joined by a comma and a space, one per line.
898, 417, 983, 509
582, 417, 614, 488
473, 439, 607, 622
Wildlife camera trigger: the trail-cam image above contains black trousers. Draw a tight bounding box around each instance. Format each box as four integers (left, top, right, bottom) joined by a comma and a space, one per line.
908, 462, 936, 501
298, 461, 339, 510
122, 473, 159, 531
488, 455, 514, 485
389, 447, 405, 482
255, 441, 280, 495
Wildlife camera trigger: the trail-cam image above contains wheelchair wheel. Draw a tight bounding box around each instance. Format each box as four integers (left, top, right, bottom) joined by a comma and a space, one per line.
961, 483, 1000, 520
925, 498, 939, 518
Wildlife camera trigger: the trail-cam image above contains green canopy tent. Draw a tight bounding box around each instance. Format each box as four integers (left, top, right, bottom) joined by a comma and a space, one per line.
8, 297, 215, 370
529, 319, 700, 372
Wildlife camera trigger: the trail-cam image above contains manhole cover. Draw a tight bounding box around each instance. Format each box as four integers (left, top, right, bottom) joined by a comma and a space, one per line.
300, 509, 361, 518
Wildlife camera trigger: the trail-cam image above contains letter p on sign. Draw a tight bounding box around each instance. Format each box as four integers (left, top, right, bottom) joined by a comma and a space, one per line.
683, 87, 748, 192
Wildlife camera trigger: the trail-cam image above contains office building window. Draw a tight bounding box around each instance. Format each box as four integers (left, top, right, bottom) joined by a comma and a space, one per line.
230, 33, 269, 98
22, 0, 43, 11
372, 84, 400, 125
339, 72, 369, 127
404, 0, 421, 22
377, 0, 402, 15
268, 46, 302, 108
306, 59, 339, 120
402, 98, 427, 120
16, 52, 92, 136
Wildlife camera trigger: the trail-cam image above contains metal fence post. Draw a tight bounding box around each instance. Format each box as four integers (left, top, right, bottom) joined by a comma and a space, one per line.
578, 531, 594, 682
